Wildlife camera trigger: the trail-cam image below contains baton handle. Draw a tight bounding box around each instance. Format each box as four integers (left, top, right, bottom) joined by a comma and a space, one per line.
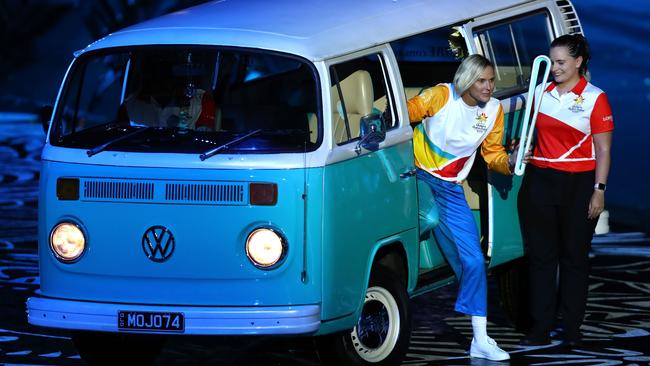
514, 55, 551, 176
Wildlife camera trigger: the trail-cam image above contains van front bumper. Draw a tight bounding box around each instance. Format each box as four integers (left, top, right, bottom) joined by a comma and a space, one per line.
27, 297, 321, 335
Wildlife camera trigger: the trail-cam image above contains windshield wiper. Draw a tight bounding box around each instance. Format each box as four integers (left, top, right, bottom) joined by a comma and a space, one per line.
86, 127, 153, 157
199, 129, 262, 161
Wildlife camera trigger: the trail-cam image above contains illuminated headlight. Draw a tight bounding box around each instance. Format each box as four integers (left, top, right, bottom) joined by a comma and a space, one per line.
245, 228, 286, 268
50, 222, 86, 262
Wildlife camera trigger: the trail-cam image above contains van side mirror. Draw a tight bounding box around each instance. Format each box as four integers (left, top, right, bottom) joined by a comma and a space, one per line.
39, 105, 53, 134
356, 113, 386, 154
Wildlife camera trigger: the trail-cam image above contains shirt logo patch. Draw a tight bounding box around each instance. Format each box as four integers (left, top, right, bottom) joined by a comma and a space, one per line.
568, 95, 585, 113
472, 112, 488, 133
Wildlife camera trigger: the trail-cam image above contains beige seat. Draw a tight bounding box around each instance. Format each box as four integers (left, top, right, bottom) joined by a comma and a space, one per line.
405, 87, 425, 100
462, 181, 481, 210
372, 86, 428, 114
308, 112, 318, 143
331, 70, 374, 144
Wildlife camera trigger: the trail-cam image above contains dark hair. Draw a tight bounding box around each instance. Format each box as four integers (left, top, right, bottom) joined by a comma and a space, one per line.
550, 34, 590, 75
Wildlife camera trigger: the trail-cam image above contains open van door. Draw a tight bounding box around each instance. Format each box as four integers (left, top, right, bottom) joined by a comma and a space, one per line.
461, 3, 557, 268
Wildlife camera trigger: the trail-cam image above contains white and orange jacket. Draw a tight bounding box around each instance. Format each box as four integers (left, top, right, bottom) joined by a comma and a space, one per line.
407, 83, 511, 182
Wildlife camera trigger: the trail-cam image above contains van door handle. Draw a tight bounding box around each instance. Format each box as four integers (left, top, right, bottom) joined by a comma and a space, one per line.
400, 169, 417, 179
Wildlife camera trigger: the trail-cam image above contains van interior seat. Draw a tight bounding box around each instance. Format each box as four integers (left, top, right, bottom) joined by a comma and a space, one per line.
405, 87, 426, 100
462, 181, 480, 210
372, 86, 429, 116
331, 70, 374, 144
307, 112, 318, 143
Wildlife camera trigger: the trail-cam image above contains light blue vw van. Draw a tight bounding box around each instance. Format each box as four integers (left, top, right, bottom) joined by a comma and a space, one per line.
27, 0, 585, 364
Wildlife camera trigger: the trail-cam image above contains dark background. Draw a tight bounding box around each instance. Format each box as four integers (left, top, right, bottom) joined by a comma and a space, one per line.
1, 0, 648, 232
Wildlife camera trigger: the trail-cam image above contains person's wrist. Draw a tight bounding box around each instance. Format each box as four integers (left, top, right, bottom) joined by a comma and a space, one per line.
594, 183, 606, 192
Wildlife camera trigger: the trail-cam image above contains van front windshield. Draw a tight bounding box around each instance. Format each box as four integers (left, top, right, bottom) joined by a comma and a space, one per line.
51, 47, 320, 154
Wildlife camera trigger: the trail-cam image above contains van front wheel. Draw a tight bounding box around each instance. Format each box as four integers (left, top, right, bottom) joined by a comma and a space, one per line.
317, 265, 411, 365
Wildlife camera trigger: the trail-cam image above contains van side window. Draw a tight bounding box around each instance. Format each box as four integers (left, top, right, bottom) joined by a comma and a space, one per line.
390, 26, 462, 116
329, 53, 396, 145
473, 12, 552, 97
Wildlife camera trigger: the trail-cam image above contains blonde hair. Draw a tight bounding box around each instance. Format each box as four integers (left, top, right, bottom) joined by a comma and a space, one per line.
453, 54, 493, 96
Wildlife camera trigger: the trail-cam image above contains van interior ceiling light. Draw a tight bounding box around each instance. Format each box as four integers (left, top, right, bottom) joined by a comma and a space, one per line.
246, 228, 285, 268
50, 223, 86, 262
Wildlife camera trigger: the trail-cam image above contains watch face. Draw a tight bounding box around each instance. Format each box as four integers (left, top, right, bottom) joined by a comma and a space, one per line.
595, 183, 606, 191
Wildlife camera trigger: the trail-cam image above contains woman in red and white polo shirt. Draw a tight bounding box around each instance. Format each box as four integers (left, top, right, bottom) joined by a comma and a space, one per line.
518, 34, 614, 347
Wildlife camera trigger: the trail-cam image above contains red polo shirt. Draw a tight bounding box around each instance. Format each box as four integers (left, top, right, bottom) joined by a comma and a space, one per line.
531, 76, 614, 172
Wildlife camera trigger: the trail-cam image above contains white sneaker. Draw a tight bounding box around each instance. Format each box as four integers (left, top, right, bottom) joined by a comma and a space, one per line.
470, 337, 510, 361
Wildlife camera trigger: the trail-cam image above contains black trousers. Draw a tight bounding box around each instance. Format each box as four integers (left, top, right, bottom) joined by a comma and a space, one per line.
517, 165, 598, 340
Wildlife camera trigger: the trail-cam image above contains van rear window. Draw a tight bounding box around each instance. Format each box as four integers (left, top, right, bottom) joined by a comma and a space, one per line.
51, 47, 320, 154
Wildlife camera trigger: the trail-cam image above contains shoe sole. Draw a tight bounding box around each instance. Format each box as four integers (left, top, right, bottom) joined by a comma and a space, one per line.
470, 352, 510, 361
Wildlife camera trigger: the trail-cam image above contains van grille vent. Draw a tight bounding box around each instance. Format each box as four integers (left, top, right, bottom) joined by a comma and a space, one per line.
83, 180, 154, 200
555, 0, 584, 35
165, 183, 246, 204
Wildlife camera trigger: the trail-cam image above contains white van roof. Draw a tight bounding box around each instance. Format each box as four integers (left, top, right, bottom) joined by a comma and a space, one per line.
81, 0, 536, 61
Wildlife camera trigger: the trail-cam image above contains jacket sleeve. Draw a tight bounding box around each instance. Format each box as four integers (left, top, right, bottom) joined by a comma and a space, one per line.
407, 85, 449, 123
480, 104, 512, 175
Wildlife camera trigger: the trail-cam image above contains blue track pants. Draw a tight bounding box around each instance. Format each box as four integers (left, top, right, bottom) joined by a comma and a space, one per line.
417, 169, 487, 316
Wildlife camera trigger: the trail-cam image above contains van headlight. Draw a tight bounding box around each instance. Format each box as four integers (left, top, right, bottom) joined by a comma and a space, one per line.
50, 222, 86, 262
245, 228, 286, 268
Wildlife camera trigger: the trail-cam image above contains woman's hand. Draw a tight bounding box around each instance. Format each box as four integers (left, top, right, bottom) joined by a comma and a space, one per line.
588, 190, 605, 219
590, 131, 612, 220
507, 141, 532, 172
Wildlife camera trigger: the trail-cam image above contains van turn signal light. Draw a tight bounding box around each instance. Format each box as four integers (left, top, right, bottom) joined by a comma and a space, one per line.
56, 178, 80, 200
249, 183, 277, 206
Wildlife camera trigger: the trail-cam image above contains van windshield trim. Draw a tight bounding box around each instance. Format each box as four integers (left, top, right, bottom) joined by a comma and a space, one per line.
51, 45, 323, 155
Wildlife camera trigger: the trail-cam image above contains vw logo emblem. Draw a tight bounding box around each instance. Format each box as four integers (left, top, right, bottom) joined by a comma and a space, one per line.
142, 226, 175, 262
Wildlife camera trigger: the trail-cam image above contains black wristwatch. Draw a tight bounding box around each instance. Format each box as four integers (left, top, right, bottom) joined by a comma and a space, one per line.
594, 183, 607, 191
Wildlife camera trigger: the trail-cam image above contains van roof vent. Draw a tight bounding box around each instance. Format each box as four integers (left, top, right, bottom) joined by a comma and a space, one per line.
82, 179, 154, 201
555, 0, 584, 35
165, 182, 247, 205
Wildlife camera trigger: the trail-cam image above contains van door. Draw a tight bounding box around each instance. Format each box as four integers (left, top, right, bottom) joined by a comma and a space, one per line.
462, 5, 557, 267
320, 48, 419, 321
